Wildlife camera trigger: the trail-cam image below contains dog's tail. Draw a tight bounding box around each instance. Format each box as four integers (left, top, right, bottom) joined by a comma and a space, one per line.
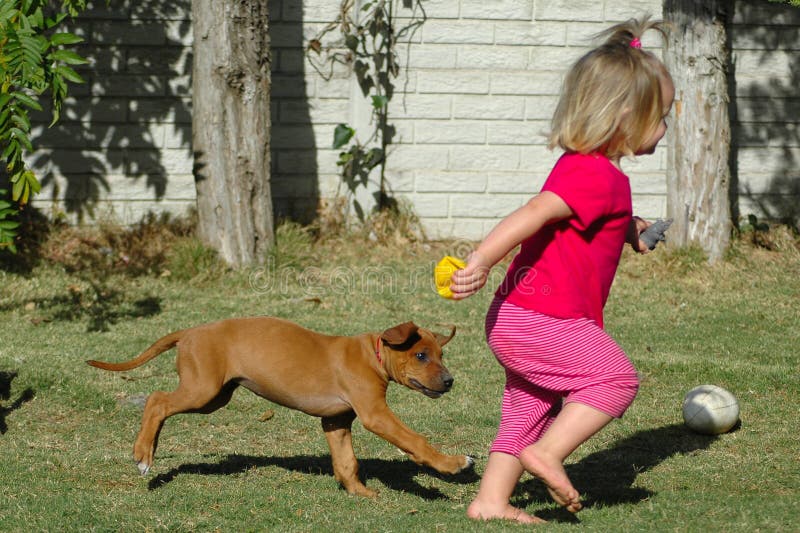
86, 330, 184, 371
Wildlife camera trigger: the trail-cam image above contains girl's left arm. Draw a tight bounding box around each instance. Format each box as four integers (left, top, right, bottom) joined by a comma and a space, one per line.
450, 191, 573, 299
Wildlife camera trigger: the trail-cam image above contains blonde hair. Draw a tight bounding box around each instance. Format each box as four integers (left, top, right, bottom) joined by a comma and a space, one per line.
548, 17, 670, 159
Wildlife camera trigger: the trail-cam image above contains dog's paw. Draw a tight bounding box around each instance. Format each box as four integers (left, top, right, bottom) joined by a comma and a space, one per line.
345, 484, 378, 498
459, 455, 476, 472
448, 454, 476, 473
137, 461, 151, 476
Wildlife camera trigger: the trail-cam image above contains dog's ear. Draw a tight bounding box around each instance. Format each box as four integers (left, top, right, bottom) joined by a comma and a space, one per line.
381, 322, 419, 346
435, 325, 456, 347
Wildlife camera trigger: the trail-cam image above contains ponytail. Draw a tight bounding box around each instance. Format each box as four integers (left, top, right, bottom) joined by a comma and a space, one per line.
596, 16, 667, 51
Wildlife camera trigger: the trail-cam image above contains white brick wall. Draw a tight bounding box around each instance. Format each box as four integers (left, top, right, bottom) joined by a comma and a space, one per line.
28, 0, 195, 224
355, 0, 670, 239
27, 0, 800, 238
728, 2, 800, 225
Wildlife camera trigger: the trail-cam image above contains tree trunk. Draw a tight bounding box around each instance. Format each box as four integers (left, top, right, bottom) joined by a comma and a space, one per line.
663, 0, 732, 263
192, 0, 273, 266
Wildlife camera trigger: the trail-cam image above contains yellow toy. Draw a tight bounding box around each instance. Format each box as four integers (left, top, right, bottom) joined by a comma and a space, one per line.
434, 256, 466, 299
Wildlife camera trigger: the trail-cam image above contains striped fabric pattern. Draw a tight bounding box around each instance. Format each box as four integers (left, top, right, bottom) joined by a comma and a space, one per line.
484, 298, 639, 457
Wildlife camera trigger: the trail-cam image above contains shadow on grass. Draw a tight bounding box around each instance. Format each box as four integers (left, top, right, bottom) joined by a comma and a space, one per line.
148, 453, 479, 500
2, 289, 162, 333
142, 424, 715, 511
0, 371, 35, 435
517, 423, 719, 523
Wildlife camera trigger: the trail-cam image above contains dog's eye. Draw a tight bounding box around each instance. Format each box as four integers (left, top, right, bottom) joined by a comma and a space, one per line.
415, 352, 427, 362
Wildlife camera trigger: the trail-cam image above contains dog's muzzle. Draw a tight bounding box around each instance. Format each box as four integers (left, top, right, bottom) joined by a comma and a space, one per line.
410, 373, 453, 398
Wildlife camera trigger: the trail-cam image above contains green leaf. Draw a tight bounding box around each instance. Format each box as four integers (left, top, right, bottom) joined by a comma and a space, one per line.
332, 124, 355, 149
51, 49, 88, 65
27, 171, 41, 195
11, 177, 25, 202
29, 7, 45, 29
336, 151, 354, 167
0, 220, 21, 231
0, 2, 16, 22
11, 92, 43, 112
45, 13, 69, 29
15, 172, 34, 205
49, 32, 84, 46
20, 35, 44, 59
1, 141, 17, 160
371, 95, 388, 109
11, 113, 31, 131
55, 65, 85, 83
10, 127, 33, 151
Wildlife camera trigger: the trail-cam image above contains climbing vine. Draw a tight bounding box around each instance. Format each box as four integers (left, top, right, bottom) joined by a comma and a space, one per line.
307, 0, 426, 221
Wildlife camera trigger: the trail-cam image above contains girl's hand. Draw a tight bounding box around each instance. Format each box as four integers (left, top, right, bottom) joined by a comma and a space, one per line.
627, 216, 651, 254
450, 251, 491, 300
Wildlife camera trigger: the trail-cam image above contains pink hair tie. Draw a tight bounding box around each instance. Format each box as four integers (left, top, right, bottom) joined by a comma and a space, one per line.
630, 37, 642, 49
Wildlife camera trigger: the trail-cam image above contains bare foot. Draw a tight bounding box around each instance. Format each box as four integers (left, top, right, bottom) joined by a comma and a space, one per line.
520, 447, 582, 513
466, 500, 545, 524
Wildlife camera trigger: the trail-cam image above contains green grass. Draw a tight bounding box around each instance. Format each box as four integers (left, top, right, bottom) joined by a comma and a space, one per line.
1, 234, 799, 531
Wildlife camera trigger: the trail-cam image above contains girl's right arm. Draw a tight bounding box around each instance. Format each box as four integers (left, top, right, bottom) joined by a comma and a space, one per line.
449, 191, 573, 299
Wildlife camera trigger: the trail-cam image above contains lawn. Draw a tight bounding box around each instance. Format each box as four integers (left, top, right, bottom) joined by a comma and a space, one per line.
1, 228, 798, 531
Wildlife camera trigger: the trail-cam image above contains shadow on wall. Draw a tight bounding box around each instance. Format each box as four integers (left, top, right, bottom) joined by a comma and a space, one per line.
28, 0, 319, 226
268, 0, 319, 224
29, 1, 193, 222
29, 2, 795, 230
729, 2, 800, 230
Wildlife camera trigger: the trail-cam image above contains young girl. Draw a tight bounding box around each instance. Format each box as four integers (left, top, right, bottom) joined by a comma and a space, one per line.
450, 18, 675, 524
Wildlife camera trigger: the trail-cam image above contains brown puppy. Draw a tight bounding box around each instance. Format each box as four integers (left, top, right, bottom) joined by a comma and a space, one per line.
88, 317, 473, 497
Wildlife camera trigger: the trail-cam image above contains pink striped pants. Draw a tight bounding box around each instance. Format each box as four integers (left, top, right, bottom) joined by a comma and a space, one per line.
485, 298, 639, 457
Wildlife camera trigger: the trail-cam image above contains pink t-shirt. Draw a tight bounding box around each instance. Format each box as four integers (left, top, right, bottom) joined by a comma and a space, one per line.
497, 152, 632, 328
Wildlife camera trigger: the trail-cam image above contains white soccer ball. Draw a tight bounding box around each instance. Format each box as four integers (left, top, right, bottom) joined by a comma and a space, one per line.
682, 385, 740, 435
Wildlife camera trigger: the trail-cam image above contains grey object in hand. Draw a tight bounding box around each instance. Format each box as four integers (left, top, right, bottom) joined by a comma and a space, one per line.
639, 218, 673, 250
